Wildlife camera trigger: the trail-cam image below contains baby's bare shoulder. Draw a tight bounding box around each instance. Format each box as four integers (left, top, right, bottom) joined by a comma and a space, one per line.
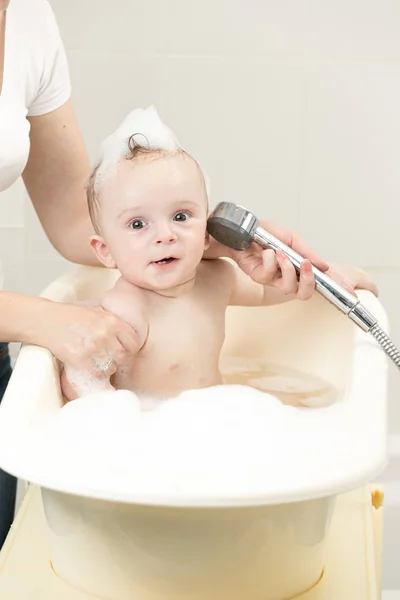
101, 278, 148, 335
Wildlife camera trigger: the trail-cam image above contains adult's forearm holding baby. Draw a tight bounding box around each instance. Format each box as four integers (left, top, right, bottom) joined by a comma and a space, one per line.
61, 282, 148, 401
0, 292, 51, 345
0, 291, 139, 383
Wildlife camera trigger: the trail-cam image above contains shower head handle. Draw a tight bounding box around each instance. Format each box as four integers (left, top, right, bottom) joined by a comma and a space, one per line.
207, 202, 378, 332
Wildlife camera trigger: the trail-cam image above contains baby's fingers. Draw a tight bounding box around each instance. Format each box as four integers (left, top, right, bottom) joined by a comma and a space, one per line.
275, 251, 298, 294
297, 260, 316, 300
260, 249, 280, 283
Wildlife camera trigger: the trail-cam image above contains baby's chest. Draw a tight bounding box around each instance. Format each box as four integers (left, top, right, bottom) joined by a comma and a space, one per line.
145, 298, 226, 359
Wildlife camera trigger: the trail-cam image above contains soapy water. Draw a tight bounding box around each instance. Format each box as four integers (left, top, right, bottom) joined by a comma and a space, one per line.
220, 357, 337, 409
1, 359, 375, 502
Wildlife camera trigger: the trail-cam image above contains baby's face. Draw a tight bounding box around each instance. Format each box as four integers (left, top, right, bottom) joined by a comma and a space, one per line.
92, 153, 209, 292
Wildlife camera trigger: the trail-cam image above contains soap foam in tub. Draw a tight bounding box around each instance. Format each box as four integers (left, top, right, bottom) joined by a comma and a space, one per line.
1, 364, 371, 502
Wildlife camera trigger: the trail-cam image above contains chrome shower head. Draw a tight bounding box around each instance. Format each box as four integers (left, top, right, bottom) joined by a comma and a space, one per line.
206, 202, 259, 251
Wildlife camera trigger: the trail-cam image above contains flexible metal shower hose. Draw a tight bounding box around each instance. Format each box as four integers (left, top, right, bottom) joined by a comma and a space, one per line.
370, 324, 400, 370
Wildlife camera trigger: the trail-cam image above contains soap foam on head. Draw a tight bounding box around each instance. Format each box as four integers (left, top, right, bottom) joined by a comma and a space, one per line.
93, 105, 210, 197
94, 106, 182, 193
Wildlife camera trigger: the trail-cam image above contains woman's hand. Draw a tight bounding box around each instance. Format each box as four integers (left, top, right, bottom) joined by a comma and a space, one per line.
37, 301, 140, 378
326, 264, 378, 297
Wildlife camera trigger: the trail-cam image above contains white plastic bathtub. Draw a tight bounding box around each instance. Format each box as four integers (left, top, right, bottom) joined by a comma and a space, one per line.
0, 265, 390, 600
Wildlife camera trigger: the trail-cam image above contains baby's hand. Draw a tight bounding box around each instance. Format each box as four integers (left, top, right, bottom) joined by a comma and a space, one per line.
232, 243, 377, 300
232, 244, 317, 300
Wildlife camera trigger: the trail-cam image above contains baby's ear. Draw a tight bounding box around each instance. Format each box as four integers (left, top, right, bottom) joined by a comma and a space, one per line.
89, 236, 117, 269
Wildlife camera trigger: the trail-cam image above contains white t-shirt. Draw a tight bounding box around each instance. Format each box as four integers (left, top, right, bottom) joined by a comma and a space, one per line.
0, 0, 71, 288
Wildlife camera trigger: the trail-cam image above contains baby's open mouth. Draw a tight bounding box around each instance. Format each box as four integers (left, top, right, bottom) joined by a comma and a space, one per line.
153, 257, 177, 265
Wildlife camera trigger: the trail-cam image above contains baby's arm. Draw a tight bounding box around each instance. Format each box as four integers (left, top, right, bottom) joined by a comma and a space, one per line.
224, 260, 299, 307
225, 256, 377, 307
61, 279, 148, 400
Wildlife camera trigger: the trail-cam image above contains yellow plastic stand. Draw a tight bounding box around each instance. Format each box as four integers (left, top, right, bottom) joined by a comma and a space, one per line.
0, 485, 383, 599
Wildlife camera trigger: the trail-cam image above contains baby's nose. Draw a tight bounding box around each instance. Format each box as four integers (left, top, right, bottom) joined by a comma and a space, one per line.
155, 224, 177, 244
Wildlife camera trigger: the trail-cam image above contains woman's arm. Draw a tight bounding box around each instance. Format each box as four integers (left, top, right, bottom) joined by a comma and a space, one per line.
0, 292, 49, 344
23, 100, 99, 266
0, 290, 140, 375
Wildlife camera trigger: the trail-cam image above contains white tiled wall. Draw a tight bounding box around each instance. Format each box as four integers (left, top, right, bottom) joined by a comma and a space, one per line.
1, 1, 400, 428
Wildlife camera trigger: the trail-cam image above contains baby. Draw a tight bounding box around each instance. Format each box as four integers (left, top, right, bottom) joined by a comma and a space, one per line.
61, 107, 373, 401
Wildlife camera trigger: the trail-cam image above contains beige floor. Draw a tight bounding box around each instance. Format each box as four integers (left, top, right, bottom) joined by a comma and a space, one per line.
0, 484, 383, 600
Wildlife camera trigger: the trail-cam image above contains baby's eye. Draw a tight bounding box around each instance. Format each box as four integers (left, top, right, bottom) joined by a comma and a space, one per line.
129, 219, 147, 230
173, 211, 190, 222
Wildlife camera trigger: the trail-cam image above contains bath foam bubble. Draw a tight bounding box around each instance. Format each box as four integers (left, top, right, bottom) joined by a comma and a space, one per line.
93, 105, 210, 199
95, 106, 181, 191
63, 366, 114, 398
13, 381, 373, 502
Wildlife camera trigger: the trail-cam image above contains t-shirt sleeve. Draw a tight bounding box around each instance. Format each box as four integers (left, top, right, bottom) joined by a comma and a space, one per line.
27, 1, 71, 117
